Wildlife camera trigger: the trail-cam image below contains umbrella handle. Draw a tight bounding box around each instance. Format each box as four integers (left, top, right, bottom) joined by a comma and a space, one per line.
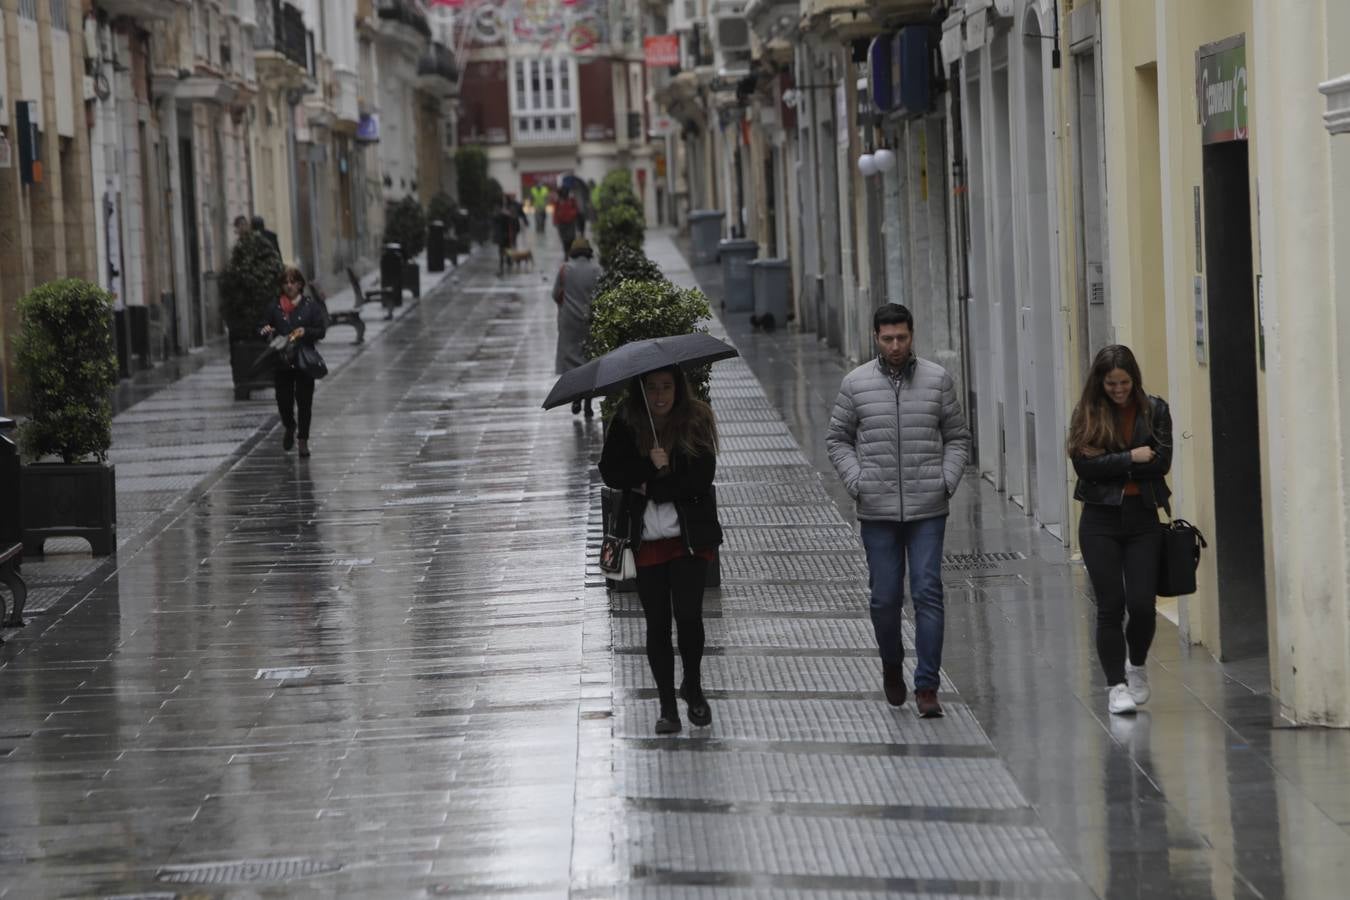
640, 383, 660, 451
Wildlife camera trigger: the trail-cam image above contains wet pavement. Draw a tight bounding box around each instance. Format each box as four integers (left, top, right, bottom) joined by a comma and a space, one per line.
0, 231, 1347, 898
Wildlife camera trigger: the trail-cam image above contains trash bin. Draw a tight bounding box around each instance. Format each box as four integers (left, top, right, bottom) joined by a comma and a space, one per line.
688, 210, 726, 265
427, 220, 445, 273
718, 239, 759, 313
380, 244, 404, 316
750, 258, 791, 331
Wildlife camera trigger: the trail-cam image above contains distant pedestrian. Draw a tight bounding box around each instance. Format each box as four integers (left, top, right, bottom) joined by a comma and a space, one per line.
599, 367, 722, 735
574, 182, 591, 237
553, 189, 579, 256
530, 183, 551, 234
493, 198, 522, 276
508, 195, 529, 247
260, 265, 327, 459
552, 237, 602, 417
826, 303, 971, 718
251, 215, 282, 259
233, 215, 251, 243
1068, 345, 1173, 716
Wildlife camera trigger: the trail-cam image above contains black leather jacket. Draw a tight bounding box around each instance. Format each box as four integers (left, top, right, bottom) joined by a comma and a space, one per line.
1071, 396, 1173, 510
598, 416, 723, 554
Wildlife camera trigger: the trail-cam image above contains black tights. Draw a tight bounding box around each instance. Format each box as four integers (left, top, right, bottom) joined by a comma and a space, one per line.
636, 556, 709, 710
274, 369, 315, 440
1079, 496, 1161, 686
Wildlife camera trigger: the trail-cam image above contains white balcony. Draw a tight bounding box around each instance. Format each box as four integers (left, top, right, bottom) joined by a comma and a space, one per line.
335, 67, 360, 126
512, 113, 578, 147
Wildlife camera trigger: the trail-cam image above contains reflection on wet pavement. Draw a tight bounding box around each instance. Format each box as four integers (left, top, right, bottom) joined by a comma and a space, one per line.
0, 234, 1346, 898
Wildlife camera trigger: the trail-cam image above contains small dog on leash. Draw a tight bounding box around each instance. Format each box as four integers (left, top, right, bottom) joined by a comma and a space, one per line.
503, 248, 534, 271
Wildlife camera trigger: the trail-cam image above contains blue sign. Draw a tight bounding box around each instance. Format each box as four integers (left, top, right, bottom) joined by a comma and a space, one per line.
356, 113, 379, 143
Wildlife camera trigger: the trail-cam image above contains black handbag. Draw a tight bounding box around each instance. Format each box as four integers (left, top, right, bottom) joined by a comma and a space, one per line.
296, 343, 328, 380
1158, 515, 1207, 597
599, 487, 636, 580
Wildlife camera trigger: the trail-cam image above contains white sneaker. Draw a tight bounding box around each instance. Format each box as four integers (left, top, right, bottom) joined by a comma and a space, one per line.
1126, 662, 1151, 705
1108, 683, 1137, 715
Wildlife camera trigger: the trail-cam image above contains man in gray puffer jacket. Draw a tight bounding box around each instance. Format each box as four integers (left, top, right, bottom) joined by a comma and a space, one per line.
826, 303, 971, 718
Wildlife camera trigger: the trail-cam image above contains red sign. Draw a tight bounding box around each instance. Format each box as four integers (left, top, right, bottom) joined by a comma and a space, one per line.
644, 35, 680, 68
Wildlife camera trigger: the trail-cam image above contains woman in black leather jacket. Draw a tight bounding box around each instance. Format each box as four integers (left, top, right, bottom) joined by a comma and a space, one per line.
260, 266, 327, 458
1068, 345, 1173, 716
599, 366, 722, 735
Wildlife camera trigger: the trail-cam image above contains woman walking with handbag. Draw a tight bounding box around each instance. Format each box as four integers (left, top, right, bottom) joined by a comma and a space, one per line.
599, 366, 722, 734
260, 265, 327, 459
1068, 345, 1173, 715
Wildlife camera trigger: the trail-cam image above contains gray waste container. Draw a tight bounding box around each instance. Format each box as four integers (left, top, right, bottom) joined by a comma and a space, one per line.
688, 210, 726, 265
718, 239, 759, 313
750, 258, 791, 331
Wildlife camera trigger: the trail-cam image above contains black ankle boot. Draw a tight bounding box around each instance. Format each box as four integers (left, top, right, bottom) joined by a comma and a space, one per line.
679, 681, 712, 727
655, 704, 681, 735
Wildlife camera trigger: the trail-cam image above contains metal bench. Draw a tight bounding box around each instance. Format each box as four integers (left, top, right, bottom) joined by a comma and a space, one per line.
0, 543, 26, 634
310, 278, 364, 345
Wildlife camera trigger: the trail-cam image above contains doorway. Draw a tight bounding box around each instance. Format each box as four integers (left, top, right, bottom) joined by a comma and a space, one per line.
1201, 139, 1268, 660
178, 132, 202, 348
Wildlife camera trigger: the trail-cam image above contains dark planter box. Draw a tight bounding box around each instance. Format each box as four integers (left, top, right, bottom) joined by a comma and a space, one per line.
20, 461, 117, 556
229, 337, 275, 401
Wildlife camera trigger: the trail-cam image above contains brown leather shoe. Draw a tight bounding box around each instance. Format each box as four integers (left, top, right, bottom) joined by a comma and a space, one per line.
882, 664, 907, 707
915, 688, 944, 718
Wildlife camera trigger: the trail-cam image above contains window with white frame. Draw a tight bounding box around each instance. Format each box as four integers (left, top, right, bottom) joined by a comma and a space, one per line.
18, 0, 38, 23
48, 0, 67, 31
510, 57, 577, 145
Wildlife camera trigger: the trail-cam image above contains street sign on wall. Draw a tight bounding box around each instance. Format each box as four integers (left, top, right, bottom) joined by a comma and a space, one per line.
1197, 35, 1248, 144
644, 35, 679, 68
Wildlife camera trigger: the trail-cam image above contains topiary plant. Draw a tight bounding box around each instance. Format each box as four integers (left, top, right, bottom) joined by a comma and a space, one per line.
14, 279, 118, 463
594, 168, 640, 216
219, 232, 285, 339
455, 145, 492, 220
594, 245, 664, 299
383, 195, 427, 259
587, 279, 714, 416
596, 203, 646, 266
428, 191, 455, 226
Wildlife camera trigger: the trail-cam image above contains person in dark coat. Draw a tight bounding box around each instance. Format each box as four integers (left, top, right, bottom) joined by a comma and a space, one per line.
250, 215, 282, 258
553, 189, 579, 256
1068, 344, 1173, 716
599, 366, 723, 735
260, 265, 327, 458
493, 198, 521, 276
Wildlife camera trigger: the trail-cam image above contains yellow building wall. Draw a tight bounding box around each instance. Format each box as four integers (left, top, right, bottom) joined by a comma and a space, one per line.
1101, 0, 1270, 659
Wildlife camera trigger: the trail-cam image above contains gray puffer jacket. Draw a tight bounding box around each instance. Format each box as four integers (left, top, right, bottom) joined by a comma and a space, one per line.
826, 355, 972, 522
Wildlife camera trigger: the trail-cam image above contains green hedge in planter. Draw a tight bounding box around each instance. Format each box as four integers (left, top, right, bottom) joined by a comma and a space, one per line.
14, 279, 118, 463
595, 169, 640, 216
428, 191, 456, 226
587, 279, 714, 416
594, 245, 664, 299
596, 203, 646, 266
220, 232, 285, 338
383, 195, 427, 260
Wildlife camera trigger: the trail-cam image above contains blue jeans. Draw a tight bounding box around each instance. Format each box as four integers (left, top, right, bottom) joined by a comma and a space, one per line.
860, 516, 947, 691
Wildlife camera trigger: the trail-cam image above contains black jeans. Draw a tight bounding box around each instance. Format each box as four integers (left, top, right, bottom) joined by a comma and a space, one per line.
636, 555, 709, 710
1079, 496, 1161, 685
274, 368, 315, 440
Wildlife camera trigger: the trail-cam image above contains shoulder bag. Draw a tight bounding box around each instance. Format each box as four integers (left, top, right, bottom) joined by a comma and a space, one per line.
599, 486, 637, 581
1158, 509, 1207, 597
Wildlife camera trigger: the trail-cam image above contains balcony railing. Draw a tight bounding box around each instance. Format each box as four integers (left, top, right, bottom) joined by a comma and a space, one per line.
376, 0, 430, 39
255, 0, 312, 75
512, 113, 578, 146
415, 41, 458, 96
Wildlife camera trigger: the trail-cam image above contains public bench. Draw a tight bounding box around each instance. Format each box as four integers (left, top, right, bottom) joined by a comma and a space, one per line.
0, 543, 26, 635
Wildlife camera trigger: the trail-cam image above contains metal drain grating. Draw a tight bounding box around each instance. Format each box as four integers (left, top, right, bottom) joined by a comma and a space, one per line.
156, 857, 343, 885
942, 551, 1027, 571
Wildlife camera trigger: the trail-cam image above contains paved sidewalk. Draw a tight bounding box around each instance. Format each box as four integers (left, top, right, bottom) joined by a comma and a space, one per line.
3, 251, 464, 628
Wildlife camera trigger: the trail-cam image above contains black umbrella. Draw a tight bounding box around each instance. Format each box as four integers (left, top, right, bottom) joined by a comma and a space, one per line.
542, 333, 738, 435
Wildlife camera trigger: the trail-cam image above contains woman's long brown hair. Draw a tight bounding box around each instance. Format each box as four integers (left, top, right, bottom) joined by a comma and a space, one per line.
624, 366, 719, 459
1066, 344, 1151, 457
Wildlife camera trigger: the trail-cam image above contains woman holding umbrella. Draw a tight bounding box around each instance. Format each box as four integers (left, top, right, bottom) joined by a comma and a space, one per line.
598, 366, 722, 734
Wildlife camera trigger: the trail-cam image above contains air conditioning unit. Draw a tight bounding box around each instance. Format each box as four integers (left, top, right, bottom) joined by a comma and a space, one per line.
715, 16, 751, 53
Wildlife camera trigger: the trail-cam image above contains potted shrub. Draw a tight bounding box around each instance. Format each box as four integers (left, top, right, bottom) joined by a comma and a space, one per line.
595, 168, 640, 216
383, 195, 427, 298
596, 203, 647, 267
14, 279, 119, 556
593, 246, 664, 299
220, 232, 285, 400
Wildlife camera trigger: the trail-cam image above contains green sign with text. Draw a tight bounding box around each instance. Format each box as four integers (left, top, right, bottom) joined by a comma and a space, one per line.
1197, 36, 1248, 144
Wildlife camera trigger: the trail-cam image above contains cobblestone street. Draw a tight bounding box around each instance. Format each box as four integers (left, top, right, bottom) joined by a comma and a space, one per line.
2, 234, 1348, 898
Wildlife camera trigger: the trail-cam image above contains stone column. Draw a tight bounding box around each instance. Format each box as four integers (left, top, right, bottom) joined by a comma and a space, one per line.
1254, 0, 1350, 726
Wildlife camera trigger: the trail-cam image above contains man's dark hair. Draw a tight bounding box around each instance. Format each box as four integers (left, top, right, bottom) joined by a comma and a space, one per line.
233, 215, 249, 228
873, 303, 914, 334
251, 215, 266, 230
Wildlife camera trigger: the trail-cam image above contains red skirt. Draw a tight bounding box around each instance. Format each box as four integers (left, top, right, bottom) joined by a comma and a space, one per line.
635, 537, 716, 569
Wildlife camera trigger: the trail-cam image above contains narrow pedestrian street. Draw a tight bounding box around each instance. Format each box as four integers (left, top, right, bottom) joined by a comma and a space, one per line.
2, 234, 1349, 898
